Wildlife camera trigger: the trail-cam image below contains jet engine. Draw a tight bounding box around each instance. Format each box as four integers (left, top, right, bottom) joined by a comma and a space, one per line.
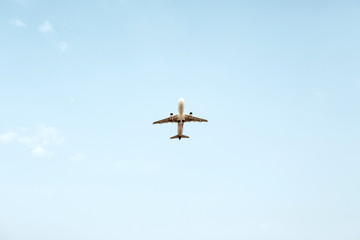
170, 113, 173, 121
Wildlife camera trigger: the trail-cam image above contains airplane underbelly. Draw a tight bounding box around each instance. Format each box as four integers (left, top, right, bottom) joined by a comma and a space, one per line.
178, 123, 183, 135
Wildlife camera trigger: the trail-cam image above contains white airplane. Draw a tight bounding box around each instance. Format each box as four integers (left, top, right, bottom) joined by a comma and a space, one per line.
153, 98, 208, 140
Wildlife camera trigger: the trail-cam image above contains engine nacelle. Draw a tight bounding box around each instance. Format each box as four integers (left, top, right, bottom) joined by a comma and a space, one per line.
170, 113, 173, 121
189, 112, 193, 120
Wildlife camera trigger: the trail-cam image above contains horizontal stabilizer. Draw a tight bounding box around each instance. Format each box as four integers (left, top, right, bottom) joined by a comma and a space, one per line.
170, 135, 190, 140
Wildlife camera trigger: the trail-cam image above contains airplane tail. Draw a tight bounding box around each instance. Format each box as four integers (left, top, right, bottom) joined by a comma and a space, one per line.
170, 135, 189, 140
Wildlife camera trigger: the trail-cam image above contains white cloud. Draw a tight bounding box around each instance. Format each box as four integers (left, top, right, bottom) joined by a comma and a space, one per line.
70, 97, 76, 102
10, 19, 26, 27
0, 132, 18, 143
59, 41, 68, 52
18, 125, 63, 147
32, 147, 45, 157
71, 153, 86, 161
0, 125, 64, 157
38, 21, 54, 34
38, 21, 70, 52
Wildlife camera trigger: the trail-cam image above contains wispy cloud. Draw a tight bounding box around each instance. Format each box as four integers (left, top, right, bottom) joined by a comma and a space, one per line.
32, 146, 45, 157
10, 19, 26, 27
0, 125, 64, 157
0, 132, 19, 143
38, 21, 54, 34
59, 41, 68, 52
38, 21, 69, 52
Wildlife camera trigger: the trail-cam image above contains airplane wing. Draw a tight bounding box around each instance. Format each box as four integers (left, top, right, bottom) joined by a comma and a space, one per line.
153, 115, 178, 124
185, 114, 208, 122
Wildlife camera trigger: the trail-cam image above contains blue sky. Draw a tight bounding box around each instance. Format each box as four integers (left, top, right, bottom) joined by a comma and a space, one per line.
1, 0, 360, 239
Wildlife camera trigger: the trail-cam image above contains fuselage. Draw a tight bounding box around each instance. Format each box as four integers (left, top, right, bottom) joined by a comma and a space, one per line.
178, 98, 185, 137
153, 97, 207, 140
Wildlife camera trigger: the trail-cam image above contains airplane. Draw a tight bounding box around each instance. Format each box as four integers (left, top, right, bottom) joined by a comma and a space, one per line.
153, 98, 208, 140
